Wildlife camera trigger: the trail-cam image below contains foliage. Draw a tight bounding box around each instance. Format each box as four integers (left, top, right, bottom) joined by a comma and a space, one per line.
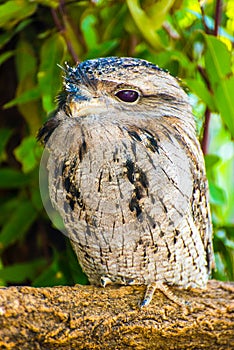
0, 0, 233, 287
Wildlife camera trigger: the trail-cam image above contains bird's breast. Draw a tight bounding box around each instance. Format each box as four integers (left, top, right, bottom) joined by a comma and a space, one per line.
46, 117, 193, 249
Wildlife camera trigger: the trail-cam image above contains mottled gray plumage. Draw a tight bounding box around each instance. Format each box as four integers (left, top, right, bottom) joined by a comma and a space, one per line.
39, 57, 214, 307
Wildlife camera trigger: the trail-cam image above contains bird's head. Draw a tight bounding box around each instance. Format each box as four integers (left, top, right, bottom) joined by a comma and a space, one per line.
38, 57, 195, 144
61, 57, 192, 120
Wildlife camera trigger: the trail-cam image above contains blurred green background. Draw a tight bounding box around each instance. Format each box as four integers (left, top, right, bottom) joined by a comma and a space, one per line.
0, 0, 233, 287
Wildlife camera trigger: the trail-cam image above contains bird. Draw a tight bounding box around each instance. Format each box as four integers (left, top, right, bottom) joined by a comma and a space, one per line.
38, 56, 214, 307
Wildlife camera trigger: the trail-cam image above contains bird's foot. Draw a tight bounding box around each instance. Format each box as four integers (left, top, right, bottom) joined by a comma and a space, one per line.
141, 281, 187, 310
100, 275, 136, 287
100, 276, 113, 287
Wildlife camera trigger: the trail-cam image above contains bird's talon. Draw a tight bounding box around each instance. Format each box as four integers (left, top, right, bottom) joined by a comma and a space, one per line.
140, 298, 150, 308
100, 276, 112, 287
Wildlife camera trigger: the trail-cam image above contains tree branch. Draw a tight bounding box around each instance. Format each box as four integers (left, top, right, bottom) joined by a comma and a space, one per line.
0, 280, 234, 349
201, 108, 211, 155
214, 0, 222, 36
199, 0, 223, 154
51, 0, 79, 63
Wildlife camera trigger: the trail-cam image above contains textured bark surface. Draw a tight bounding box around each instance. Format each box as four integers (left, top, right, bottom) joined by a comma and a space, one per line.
0, 280, 233, 349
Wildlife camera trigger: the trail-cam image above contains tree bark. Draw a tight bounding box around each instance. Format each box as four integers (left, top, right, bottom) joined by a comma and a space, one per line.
0, 280, 233, 349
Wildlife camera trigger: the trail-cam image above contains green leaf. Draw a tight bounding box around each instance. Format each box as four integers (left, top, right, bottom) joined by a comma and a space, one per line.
144, 0, 176, 30
213, 252, 229, 281
204, 35, 234, 137
213, 229, 234, 281
0, 18, 32, 49
169, 50, 195, 72
15, 38, 37, 82
63, 16, 83, 58
6, 39, 41, 133
205, 35, 232, 85
204, 154, 220, 169
84, 39, 119, 60
31, 187, 44, 211
65, 241, 88, 285
215, 155, 234, 224
38, 34, 67, 113
126, 0, 164, 50
81, 14, 98, 51
32, 245, 88, 287
0, 259, 46, 283
14, 136, 43, 173
186, 78, 216, 111
3, 86, 40, 109
0, 199, 38, 250
214, 76, 234, 138
0, 50, 14, 65
0, 0, 37, 28
0, 168, 31, 188
209, 182, 227, 206
32, 250, 70, 287
216, 230, 234, 250
34, 0, 59, 8
0, 198, 19, 226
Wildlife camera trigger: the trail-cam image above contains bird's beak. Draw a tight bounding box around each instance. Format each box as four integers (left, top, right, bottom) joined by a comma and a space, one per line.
68, 97, 106, 117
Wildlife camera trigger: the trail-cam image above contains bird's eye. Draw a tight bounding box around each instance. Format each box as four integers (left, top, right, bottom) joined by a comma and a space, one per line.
115, 90, 139, 103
